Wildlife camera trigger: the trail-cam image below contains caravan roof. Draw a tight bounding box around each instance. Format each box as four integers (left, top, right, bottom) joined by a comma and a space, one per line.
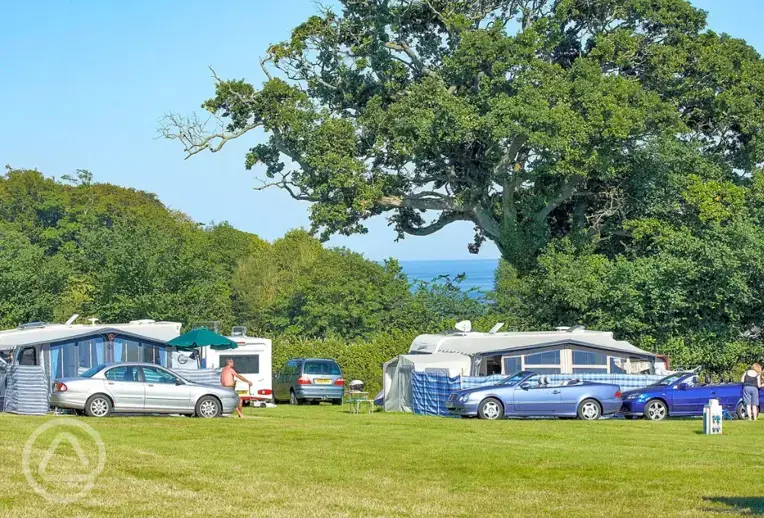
0, 320, 182, 350
408, 327, 654, 360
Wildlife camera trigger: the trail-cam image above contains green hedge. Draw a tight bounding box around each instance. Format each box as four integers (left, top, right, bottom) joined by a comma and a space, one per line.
271, 330, 417, 394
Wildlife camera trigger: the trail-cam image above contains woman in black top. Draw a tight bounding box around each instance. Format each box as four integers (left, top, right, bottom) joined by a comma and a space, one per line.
741, 363, 762, 420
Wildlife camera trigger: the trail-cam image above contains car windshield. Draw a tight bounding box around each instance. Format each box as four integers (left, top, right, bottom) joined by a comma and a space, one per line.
500, 371, 531, 386
80, 364, 107, 378
653, 373, 690, 386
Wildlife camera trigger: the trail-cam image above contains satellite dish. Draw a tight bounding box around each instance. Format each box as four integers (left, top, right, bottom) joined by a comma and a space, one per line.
488, 323, 505, 334
455, 320, 472, 333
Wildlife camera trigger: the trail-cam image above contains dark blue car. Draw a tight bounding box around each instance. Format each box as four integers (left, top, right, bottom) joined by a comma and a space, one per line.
621, 372, 755, 420
446, 371, 623, 420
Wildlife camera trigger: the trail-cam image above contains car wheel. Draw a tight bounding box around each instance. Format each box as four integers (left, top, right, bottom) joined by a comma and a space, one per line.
85, 394, 112, 418
289, 390, 302, 406
577, 399, 602, 420
195, 396, 221, 418
331, 398, 342, 406
736, 402, 748, 420
644, 399, 668, 421
310, 400, 320, 406
477, 398, 504, 420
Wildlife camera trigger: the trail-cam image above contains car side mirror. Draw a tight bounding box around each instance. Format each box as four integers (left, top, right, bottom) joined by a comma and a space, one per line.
678, 383, 688, 390
520, 382, 530, 390
175, 379, 184, 386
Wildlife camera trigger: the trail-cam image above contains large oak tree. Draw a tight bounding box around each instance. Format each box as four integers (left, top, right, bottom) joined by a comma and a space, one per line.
162, 0, 764, 268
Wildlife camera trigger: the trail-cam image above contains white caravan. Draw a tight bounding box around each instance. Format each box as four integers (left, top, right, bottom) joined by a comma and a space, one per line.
198, 327, 273, 404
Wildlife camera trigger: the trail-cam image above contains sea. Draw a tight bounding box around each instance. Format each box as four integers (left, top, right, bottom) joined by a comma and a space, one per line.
399, 259, 499, 292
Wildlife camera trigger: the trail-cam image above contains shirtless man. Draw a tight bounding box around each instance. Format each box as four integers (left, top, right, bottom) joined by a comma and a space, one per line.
221, 358, 251, 418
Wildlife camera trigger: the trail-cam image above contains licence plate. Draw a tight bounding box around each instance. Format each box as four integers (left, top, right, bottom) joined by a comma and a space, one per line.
314, 378, 331, 384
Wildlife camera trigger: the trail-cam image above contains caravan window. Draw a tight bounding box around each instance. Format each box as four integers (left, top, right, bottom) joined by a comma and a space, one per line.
524, 351, 560, 365
141, 344, 164, 365
502, 357, 522, 376
220, 355, 259, 374
572, 351, 607, 365
610, 357, 626, 374
18, 347, 37, 366
112, 338, 141, 362
49, 342, 78, 379
77, 338, 105, 370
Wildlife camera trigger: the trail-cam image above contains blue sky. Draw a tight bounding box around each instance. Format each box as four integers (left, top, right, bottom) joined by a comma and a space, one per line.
0, 1, 758, 260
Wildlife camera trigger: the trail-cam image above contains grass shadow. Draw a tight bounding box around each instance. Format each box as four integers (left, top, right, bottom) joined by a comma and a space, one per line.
703, 497, 764, 515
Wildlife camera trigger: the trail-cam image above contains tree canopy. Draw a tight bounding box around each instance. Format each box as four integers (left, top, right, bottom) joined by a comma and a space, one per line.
162, 0, 764, 268
0, 168, 474, 339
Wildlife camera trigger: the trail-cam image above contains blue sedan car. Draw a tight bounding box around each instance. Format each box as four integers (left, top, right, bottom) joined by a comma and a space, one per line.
445, 371, 623, 420
621, 372, 755, 420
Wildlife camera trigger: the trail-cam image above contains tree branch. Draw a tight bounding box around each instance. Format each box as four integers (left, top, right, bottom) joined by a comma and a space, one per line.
398, 211, 471, 236
384, 41, 436, 77
534, 176, 583, 224
378, 194, 457, 211
472, 204, 501, 239
253, 171, 316, 202
494, 136, 528, 222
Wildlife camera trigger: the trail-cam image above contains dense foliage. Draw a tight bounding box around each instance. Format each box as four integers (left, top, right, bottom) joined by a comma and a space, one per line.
0, 168, 257, 330
165, 0, 764, 271
0, 167, 474, 339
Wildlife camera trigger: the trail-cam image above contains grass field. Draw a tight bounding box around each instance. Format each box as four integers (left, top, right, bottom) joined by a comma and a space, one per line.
1, 405, 763, 517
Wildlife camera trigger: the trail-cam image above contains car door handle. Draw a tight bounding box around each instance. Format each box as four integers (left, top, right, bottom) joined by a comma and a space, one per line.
107, 382, 115, 385
552, 390, 561, 394
147, 384, 154, 387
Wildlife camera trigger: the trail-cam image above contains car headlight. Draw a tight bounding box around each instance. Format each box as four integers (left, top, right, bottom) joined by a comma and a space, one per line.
458, 394, 469, 402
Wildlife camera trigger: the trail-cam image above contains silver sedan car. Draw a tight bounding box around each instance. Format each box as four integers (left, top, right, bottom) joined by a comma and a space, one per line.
49, 362, 238, 418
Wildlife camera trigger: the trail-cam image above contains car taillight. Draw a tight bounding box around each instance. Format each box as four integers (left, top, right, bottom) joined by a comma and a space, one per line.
257, 389, 273, 395
334, 378, 345, 386
615, 391, 622, 398
297, 375, 311, 385
56, 382, 68, 392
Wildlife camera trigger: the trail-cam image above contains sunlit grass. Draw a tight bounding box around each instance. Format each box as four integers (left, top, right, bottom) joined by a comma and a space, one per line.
0, 406, 762, 517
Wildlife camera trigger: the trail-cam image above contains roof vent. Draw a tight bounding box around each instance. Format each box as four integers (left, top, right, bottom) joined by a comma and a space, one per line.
568, 325, 586, 333
17, 322, 47, 330
231, 326, 247, 337
488, 323, 505, 334
129, 319, 156, 325
555, 326, 570, 331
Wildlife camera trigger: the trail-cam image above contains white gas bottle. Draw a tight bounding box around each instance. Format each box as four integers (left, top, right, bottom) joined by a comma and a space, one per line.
703, 398, 723, 434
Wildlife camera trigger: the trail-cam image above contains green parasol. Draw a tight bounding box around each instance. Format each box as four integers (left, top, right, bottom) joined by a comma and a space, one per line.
167, 327, 238, 350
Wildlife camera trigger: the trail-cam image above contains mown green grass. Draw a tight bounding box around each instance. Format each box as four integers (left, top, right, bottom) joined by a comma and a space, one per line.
0, 406, 762, 517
